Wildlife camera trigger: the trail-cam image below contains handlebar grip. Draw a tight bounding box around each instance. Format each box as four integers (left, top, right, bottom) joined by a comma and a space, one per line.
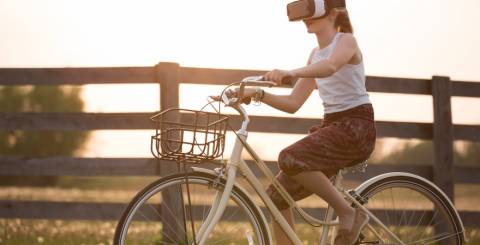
254, 75, 293, 85
209, 94, 251, 105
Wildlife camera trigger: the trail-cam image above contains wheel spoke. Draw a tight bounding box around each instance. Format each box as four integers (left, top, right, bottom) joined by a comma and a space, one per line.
114, 173, 267, 244
159, 197, 188, 242
359, 177, 461, 245
407, 208, 427, 242
414, 207, 439, 243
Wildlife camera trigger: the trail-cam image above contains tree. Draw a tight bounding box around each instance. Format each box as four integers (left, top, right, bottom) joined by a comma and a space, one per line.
458, 142, 480, 166
378, 140, 479, 166
0, 85, 89, 185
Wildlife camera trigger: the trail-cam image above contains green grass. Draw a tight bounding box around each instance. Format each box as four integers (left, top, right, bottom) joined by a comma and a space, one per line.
2, 218, 480, 244
0, 219, 319, 244
1, 178, 480, 244
0, 219, 115, 245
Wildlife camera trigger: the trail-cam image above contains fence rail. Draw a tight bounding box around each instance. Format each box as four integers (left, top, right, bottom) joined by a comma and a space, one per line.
0, 113, 479, 141
2, 156, 480, 184
2, 200, 480, 227
1, 63, 480, 227
2, 67, 480, 97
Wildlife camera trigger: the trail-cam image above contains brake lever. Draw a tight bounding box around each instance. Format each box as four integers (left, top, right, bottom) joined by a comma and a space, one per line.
241, 76, 264, 82
242, 75, 293, 86
210, 75, 288, 106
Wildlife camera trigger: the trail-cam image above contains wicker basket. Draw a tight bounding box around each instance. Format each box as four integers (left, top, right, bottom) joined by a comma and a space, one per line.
150, 108, 229, 163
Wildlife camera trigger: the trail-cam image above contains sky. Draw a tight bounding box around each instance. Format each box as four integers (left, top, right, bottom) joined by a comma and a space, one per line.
1, 0, 479, 158
2, 0, 480, 79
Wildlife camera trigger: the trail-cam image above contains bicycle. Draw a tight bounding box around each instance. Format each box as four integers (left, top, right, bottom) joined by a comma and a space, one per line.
114, 76, 466, 245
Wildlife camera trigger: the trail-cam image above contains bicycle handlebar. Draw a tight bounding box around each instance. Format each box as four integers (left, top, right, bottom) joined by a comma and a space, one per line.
210, 74, 295, 113
211, 76, 277, 106
209, 75, 294, 134
237, 76, 276, 105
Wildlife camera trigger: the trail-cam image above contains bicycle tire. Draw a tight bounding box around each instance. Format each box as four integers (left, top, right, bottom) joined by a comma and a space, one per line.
356, 174, 464, 245
113, 171, 269, 245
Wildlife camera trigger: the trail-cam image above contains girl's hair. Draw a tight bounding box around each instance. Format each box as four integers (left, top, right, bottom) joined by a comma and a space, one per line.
334, 8, 353, 33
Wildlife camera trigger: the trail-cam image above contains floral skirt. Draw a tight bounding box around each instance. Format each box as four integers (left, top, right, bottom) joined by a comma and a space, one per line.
266, 103, 376, 210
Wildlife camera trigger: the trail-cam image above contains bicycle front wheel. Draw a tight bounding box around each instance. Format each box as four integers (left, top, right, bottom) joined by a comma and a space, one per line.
114, 171, 269, 245
357, 174, 463, 245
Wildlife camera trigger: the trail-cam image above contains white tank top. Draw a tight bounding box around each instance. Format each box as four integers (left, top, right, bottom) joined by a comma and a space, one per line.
311, 32, 371, 114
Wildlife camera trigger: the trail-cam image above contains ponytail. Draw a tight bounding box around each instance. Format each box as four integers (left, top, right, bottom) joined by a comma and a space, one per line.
334, 9, 353, 33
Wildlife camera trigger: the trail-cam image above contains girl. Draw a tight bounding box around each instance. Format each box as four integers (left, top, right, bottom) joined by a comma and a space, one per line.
230, 0, 376, 244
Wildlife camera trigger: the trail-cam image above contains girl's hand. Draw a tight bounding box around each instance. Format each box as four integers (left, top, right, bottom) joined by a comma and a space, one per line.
225, 87, 256, 100
264, 69, 297, 85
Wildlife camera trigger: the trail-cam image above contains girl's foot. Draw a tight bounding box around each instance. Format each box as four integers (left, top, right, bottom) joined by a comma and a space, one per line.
338, 207, 355, 231
334, 229, 351, 245
349, 208, 369, 243
334, 208, 369, 245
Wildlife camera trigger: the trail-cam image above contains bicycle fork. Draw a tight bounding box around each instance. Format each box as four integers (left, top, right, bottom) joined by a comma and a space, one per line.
194, 135, 245, 244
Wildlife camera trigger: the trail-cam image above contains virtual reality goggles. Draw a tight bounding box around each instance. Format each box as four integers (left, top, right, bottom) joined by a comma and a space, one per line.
287, 0, 346, 21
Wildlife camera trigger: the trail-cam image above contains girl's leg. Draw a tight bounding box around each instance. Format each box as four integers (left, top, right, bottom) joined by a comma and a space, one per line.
272, 208, 295, 245
267, 171, 311, 245
291, 171, 355, 231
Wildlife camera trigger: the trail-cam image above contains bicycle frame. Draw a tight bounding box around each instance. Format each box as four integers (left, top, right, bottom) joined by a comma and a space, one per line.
192, 96, 408, 245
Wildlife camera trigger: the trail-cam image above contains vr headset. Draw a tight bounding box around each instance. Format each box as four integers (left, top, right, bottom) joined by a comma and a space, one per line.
287, 0, 346, 21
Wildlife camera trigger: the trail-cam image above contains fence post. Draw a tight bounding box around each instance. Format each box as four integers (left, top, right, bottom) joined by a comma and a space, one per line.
431, 76, 454, 202
157, 62, 180, 112
156, 61, 180, 176
155, 62, 184, 243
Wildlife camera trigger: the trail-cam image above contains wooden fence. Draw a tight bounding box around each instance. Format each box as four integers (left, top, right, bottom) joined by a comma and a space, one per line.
0, 62, 480, 227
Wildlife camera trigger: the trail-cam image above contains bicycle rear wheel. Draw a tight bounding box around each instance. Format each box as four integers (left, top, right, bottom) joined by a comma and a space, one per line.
114, 171, 269, 245
357, 175, 463, 245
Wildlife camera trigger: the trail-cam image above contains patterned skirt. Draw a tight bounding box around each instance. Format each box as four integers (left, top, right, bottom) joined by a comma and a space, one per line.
266, 103, 376, 210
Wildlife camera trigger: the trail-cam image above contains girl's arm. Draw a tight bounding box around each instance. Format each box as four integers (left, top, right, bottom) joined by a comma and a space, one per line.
264, 33, 359, 83
251, 49, 317, 114
261, 77, 316, 114
235, 34, 358, 114
292, 33, 359, 78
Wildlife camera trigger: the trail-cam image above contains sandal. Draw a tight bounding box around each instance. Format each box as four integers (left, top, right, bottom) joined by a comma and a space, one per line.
350, 207, 369, 243
334, 208, 369, 245
334, 229, 351, 245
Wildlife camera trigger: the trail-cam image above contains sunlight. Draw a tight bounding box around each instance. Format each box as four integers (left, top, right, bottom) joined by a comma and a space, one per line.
1, 0, 480, 159
81, 84, 159, 112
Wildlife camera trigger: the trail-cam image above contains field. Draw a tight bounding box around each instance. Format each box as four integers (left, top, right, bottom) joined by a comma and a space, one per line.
1, 177, 479, 244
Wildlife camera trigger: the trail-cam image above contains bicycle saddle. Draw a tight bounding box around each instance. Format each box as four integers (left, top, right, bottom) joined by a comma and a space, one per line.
341, 160, 368, 174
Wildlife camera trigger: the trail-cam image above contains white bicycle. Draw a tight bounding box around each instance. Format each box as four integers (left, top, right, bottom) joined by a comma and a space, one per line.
114, 77, 465, 245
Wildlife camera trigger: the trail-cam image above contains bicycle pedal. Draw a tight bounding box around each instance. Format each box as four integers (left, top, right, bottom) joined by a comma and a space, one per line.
356, 239, 381, 244
354, 233, 370, 245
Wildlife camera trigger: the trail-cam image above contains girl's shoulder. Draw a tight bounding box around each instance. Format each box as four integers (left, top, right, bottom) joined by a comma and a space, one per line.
338, 32, 355, 38
337, 33, 362, 65
307, 47, 318, 65
337, 32, 358, 47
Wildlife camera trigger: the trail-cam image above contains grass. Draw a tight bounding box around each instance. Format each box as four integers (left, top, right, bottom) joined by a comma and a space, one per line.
0, 219, 324, 245
1, 177, 480, 244
0, 219, 115, 245
2, 219, 480, 244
